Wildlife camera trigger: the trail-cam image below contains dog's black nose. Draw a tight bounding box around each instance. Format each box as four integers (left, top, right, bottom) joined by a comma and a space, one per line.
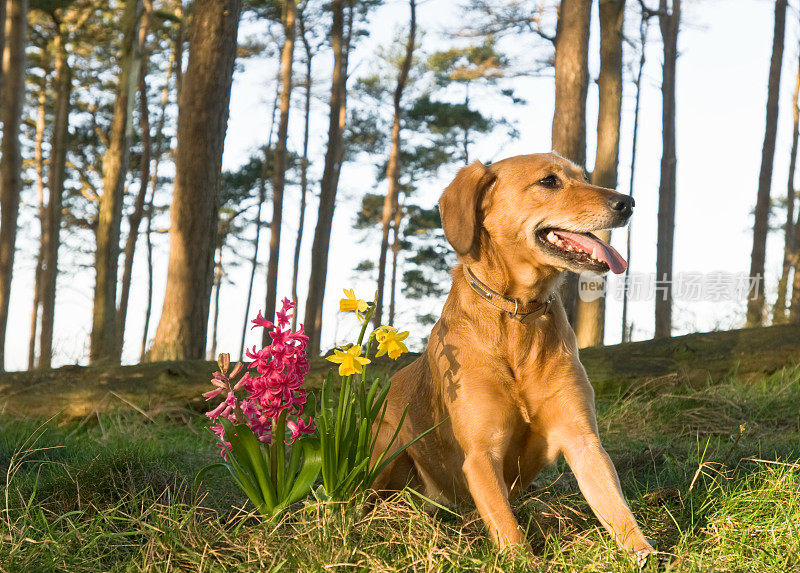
608, 194, 634, 217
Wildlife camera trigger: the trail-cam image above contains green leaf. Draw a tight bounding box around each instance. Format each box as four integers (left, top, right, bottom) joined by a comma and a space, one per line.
371, 416, 449, 482
369, 384, 390, 421
193, 462, 227, 489
286, 438, 322, 505
274, 410, 288, 499
223, 457, 264, 512
221, 417, 277, 513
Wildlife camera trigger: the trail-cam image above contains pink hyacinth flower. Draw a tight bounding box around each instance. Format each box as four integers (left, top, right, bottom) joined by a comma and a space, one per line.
286, 417, 315, 445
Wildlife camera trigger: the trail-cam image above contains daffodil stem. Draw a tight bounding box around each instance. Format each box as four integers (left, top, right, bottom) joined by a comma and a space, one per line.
361, 333, 376, 387
360, 333, 376, 418
334, 374, 349, 460
356, 304, 376, 347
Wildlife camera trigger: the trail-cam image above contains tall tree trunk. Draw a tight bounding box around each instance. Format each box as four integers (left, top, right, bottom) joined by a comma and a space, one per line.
574, 0, 624, 348
388, 200, 403, 327
90, 0, 144, 364
174, 0, 184, 101
116, 1, 153, 359
238, 68, 280, 358
140, 196, 154, 360
746, 0, 786, 327
210, 246, 222, 358
791, 203, 800, 321
304, 0, 347, 355
552, 0, 592, 323
291, 9, 313, 332
773, 49, 800, 325
29, 78, 49, 370
654, 0, 680, 339
149, 0, 242, 361
552, 0, 591, 167
38, 23, 71, 369
263, 0, 297, 343
139, 29, 177, 361
0, 0, 28, 372
0, 0, 5, 92
117, 71, 151, 357
621, 12, 649, 343
374, 0, 416, 329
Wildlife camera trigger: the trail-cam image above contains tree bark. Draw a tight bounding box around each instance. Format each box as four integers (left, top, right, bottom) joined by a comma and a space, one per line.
140, 197, 154, 361
38, 22, 71, 369
175, 0, 184, 101
746, 0, 786, 327
139, 29, 178, 361
149, 0, 242, 361
117, 67, 152, 358
552, 0, 592, 324
774, 48, 800, 325
238, 68, 280, 358
90, 0, 143, 364
263, 0, 297, 343
116, 1, 153, 359
552, 0, 591, 167
388, 199, 403, 326
290, 8, 313, 332
303, 0, 348, 356
0, 0, 28, 372
574, 0, 624, 348
654, 0, 680, 339
374, 0, 416, 329
29, 75, 49, 370
0, 0, 5, 92
621, 12, 649, 343
210, 246, 222, 358
791, 203, 800, 321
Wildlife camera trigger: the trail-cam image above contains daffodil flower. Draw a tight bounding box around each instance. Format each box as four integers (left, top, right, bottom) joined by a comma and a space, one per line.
326, 345, 371, 377
374, 326, 410, 360
339, 288, 369, 320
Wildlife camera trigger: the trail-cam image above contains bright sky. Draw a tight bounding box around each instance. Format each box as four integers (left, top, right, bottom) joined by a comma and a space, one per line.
5, 0, 799, 371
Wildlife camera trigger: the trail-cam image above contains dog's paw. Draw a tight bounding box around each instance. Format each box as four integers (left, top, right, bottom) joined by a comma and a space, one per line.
634, 541, 670, 570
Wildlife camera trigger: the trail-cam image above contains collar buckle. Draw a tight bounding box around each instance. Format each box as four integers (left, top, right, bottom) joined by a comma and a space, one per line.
464, 265, 554, 323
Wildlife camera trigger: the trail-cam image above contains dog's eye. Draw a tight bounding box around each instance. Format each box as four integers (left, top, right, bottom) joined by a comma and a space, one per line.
537, 175, 560, 189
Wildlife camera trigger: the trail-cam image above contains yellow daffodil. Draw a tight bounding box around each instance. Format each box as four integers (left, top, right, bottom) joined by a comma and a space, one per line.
339, 289, 369, 319
326, 345, 371, 377
374, 326, 410, 360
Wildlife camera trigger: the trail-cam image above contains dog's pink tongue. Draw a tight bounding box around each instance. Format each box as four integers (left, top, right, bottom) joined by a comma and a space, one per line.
554, 231, 628, 274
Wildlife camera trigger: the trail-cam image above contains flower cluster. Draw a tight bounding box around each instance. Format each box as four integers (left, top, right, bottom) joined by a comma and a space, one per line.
326, 289, 411, 376
204, 298, 315, 458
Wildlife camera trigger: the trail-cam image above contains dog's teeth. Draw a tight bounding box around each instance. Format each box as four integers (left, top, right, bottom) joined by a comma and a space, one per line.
591, 247, 598, 260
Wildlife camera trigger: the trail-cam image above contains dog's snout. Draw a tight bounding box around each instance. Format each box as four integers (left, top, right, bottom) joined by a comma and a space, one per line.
608, 194, 634, 217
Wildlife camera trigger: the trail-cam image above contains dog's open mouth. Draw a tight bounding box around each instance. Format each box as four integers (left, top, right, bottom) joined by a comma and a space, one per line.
535, 228, 628, 274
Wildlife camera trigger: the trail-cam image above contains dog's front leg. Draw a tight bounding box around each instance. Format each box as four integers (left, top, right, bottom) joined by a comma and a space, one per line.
556, 425, 655, 556
450, 385, 531, 553
462, 448, 531, 552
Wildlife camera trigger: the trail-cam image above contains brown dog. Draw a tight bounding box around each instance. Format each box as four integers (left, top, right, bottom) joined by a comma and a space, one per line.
372, 153, 656, 561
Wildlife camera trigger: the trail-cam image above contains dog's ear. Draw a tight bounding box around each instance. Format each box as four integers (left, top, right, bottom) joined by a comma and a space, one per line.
439, 161, 496, 256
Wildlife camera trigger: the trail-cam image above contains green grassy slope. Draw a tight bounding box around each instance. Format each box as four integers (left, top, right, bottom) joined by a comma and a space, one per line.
1, 362, 799, 571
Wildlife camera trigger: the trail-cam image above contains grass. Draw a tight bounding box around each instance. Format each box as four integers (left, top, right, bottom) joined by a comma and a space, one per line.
1, 365, 799, 571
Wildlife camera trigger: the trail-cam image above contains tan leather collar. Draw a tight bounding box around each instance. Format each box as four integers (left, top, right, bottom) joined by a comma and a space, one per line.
463, 266, 555, 323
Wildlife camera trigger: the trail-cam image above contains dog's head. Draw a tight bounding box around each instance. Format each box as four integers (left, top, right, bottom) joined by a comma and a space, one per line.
438, 153, 632, 275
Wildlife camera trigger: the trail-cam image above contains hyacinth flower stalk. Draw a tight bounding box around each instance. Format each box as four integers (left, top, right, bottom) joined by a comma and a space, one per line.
197, 298, 321, 519
316, 290, 443, 502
